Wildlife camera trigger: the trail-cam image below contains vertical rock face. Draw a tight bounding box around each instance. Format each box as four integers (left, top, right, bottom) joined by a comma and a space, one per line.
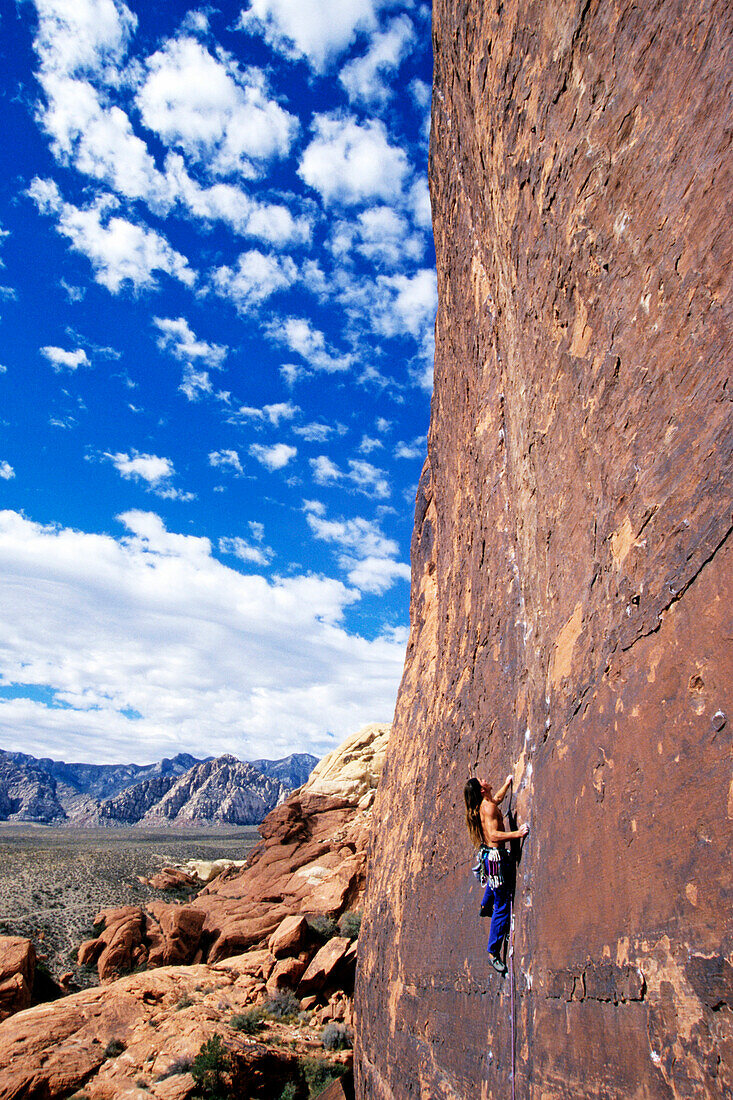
356, 3, 732, 1098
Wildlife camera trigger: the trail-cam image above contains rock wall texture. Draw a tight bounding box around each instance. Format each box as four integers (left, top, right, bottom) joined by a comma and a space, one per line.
355, 3, 732, 1098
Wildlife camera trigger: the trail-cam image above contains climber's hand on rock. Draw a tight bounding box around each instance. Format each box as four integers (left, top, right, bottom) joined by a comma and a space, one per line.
506, 773, 513, 786
518, 822, 530, 838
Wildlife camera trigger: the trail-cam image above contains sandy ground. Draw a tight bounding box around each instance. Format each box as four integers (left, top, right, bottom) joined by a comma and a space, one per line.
0, 825, 259, 985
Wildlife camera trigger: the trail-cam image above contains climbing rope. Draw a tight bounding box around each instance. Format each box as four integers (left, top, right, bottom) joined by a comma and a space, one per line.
509, 895, 516, 1100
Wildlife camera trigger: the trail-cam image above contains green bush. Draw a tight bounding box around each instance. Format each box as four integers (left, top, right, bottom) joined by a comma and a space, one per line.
104, 1038, 125, 1058
337, 911, 361, 940
321, 1022, 352, 1051
306, 915, 337, 941
191, 1035, 232, 1100
264, 989, 300, 1020
301, 1057, 347, 1098
278, 1084, 298, 1100
230, 1007, 264, 1034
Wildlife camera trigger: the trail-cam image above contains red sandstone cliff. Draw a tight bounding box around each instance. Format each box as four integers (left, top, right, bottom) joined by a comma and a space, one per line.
355, 3, 733, 1098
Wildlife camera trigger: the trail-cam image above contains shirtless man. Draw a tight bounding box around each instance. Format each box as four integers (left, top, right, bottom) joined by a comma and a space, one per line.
464, 772, 529, 975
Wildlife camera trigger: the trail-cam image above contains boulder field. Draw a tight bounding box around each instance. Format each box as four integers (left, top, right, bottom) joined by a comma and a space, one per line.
0, 723, 388, 1098
354, 2, 732, 1099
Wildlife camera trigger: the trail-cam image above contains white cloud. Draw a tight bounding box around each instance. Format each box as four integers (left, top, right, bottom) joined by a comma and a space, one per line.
218, 535, 272, 566
107, 450, 173, 484
249, 442, 297, 470
0, 509, 406, 761
310, 455, 390, 499
375, 267, 437, 340
339, 15, 415, 106
409, 176, 432, 229
293, 422, 333, 443
269, 317, 353, 374
359, 434, 382, 454
153, 316, 228, 368
29, 180, 195, 293
104, 450, 193, 499
40, 345, 91, 371
32, 0, 137, 82
231, 401, 299, 426
299, 113, 409, 206
137, 37, 298, 179
212, 250, 298, 311
395, 436, 425, 459
179, 365, 213, 402
304, 501, 409, 594
348, 205, 424, 267
0, 462, 15, 480
209, 449, 243, 475
239, 0, 393, 72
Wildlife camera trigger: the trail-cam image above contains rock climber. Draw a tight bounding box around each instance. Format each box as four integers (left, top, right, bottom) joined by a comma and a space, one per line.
464, 773, 529, 975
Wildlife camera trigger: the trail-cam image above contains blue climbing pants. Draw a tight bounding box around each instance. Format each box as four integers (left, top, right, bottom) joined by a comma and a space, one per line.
481, 850, 514, 957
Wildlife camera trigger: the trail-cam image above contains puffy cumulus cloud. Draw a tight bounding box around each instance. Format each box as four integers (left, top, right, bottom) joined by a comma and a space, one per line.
137, 37, 298, 179
212, 250, 298, 312
40, 345, 91, 371
230, 401, 299, 427
409, 177, 432, 229
219, 535, 273, 566
269, 317, 353, 374
164, 154, 312, 245
32, 0, 137, 82
249, 442, 297, 471
0, 509, 405, 761
339, 14, 415, 107
331, 205, 424, 268
0, 462, 15, 480
304, 501, 410, 594
238, 0, 393, 72
293, 422, 335, 443
208, 449, 243, 475
28, 179, 195, 293
310, 455, 390, 499
299, 114, 409, 206
394, 436, 425, 459
358, 434, 382, 454
153, 316, 227, 368
375, 268, 437, 340
104, 450, 194, 500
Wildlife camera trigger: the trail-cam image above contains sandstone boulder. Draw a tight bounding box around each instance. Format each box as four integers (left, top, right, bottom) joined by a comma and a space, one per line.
145, 902, 205, 968
269, 914, 310, 958
0, 936, 35, 1021
299, 937, 351, 995
302, 723, 390, 803
147, 867, 197, 892
266, 955, 308, 996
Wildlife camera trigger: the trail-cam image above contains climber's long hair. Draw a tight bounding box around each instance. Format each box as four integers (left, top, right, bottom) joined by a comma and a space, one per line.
464, 777, 485, 847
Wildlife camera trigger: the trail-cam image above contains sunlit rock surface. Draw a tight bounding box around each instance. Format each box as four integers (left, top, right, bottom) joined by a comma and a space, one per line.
355, 2, 733, 1097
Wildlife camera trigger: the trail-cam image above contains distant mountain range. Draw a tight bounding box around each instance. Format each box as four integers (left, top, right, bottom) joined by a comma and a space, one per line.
0, 749, 318, 827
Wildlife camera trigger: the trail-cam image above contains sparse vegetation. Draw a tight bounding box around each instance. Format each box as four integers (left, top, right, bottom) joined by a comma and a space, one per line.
230, 1007, 264, 1034
104, 1038, 125, 1058
306, 915, 337, 941
338, 911, 361, 940
190, 1034, 232, 1099
264, 989, 301, 1020
155, 1056, 194, 1080
175, 994, 194, 1010
301, 1057, 348, 1098
321, 1022, 352, 1051
278, 1084, 298, 1100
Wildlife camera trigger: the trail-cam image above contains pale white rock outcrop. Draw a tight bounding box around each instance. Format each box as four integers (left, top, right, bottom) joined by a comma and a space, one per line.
301, 722, 391, 805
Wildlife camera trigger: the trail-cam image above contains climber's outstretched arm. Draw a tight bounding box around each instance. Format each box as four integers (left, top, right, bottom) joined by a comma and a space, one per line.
487, 822, 530, 845
495, 773, 514, 803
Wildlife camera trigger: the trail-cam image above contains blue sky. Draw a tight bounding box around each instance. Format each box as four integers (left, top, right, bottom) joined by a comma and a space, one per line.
0, 0, 435, 764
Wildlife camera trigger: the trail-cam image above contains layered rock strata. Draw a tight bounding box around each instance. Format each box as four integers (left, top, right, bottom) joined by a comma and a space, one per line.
355, 3, 733, 1098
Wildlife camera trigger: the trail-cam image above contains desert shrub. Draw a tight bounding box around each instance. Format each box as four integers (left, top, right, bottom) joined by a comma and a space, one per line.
104, 1038, 125, 1058
175, 994, 194, 1010
337, 911, 361, 940
306, 915, 337, 941
297, 1010, 311, 1026
191, 1035, 232, 1100
230, 1007, 264, 1034
301, 1057, 347, 1098
264, 989, 300, 1020
278, 1084, 298, 1100
321, 1023, 352, 1051
155, 1056, 193, 1080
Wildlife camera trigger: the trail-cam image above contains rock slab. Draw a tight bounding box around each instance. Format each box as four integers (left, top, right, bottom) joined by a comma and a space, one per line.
355, 3, 733, 1099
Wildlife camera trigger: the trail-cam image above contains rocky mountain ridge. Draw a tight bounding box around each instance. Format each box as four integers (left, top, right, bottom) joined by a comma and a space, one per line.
0, 749, 317, 826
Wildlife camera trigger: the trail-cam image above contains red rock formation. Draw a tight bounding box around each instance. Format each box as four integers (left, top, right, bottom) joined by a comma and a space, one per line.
0, 936, 35, 1021
355, 3, 733, 1098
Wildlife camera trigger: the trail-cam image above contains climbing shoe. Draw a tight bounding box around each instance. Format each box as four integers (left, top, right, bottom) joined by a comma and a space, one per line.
489, 954, 507, 976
